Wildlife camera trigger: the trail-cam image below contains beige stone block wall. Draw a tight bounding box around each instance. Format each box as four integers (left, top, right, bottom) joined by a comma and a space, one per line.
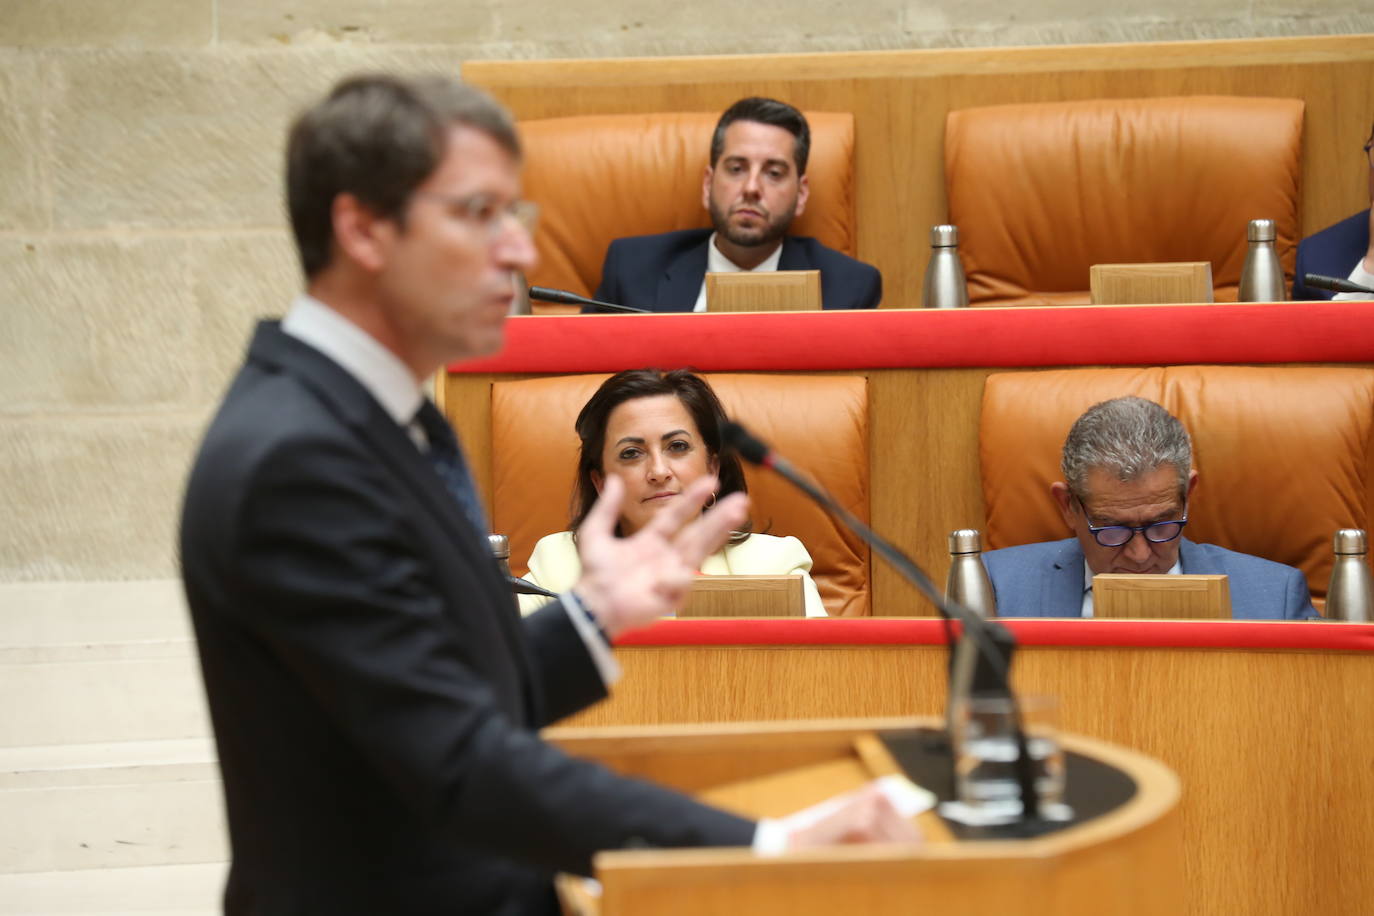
0, 43, 461, 583
47, 48, 463, 232
0, 416, 203, 580
0, 51, 47, 232
1, 0, 1371, 582
3, 237, 204, 410
0, 0, 212, 49
214, 0, 1374, 55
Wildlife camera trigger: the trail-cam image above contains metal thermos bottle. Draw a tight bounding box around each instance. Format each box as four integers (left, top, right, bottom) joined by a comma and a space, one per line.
1238, 219, 1286, 302
922, 224, 969, 309
1325, 529, 1373, 622
945, 529, 997, 619
944, 529, 995, 751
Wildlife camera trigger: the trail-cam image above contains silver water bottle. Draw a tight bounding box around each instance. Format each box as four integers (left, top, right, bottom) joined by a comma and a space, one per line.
922, 224, 969, 309
944, 528, 996, 754
1325, 529, 1373, 622
945, 529, 997, 619
1238, 219, 1286, 302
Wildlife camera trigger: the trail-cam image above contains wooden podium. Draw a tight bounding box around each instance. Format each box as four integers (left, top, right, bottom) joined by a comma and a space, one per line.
548, 718, 1183, 915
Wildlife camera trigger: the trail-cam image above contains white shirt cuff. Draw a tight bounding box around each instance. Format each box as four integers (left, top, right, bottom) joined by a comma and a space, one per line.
560, 591, 621, 687
1333, 259, 1374, 300
752, 818, 790, 856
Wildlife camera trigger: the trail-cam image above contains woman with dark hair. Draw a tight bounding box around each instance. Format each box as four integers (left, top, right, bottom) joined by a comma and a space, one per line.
520, 369, 825, 616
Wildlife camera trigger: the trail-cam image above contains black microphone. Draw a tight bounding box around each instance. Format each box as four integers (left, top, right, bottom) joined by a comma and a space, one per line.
488, 534, 559, 599
1303, 273, 1374, 296
721, 420, 1043, 824
527, 286, 650, 314
506, 575, 557, 599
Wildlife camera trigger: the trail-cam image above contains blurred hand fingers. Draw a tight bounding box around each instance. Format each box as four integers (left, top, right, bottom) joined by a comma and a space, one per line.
672, 491, 749, 563
862, 794, 921, 843
787, 786, 922, 848
578, 475, 625, 547
635, 475, 717, 543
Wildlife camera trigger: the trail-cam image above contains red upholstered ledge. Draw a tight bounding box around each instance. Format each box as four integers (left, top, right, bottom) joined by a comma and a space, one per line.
449, 302, 1374, 374
612, 618, 1374, 652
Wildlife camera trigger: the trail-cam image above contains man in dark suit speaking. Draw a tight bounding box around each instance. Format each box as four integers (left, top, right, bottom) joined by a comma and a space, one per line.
592, 97, 882, 312
179, 75, 912, 914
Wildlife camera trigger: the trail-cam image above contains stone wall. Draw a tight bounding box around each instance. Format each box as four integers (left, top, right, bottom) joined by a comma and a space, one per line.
1, 0, 1370, 581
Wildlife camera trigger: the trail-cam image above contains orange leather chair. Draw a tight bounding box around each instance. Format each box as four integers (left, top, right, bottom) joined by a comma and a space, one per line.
978, 366, 1374, 601
944, 96, 1304, 306
489, 373, 871, 616
519, 111, 858, 302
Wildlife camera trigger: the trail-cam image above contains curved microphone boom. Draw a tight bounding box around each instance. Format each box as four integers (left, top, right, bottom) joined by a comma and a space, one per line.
721, 419, 1044, 824
527, 286, 650, 314
720, 421, 985, 639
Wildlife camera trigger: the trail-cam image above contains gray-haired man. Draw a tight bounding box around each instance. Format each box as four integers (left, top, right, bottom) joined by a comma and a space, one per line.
982, 396, 1319, 619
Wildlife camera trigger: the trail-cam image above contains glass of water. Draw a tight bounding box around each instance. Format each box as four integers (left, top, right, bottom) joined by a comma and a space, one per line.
950, 693, 1066, 824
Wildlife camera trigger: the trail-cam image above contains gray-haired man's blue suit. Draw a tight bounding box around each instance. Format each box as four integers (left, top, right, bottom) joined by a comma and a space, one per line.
981, 538, 1319, 619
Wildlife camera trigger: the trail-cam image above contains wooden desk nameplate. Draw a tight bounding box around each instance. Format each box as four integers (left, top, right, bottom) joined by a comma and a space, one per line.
1089, 262, 1214, 305
1092, 573, 1231, 619
679, 575, 805, 618
706, 270, 822, 312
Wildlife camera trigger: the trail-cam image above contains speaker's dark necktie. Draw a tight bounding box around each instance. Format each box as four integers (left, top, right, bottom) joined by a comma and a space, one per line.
413, 399, 488, 535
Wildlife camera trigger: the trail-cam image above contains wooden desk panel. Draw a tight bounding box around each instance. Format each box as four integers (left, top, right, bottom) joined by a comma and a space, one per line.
552, 622, 1374, 916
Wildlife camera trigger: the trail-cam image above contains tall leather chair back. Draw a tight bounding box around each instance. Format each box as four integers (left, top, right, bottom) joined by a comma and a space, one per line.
945, 96, 1304, 306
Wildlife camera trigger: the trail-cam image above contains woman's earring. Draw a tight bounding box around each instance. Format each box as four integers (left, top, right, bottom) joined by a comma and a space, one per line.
705, 491, 718, 509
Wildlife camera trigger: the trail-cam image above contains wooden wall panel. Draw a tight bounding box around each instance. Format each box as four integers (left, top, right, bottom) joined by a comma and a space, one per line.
869, 368, 992, 614
465, 36, 1374, 310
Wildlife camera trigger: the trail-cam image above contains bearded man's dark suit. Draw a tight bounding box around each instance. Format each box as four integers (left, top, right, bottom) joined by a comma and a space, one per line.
180, 321, 753, 914
592, 228, 882, 312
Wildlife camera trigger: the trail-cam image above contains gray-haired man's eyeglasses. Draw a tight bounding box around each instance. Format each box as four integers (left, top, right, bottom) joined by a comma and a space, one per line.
1076, 496, 1188, 548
